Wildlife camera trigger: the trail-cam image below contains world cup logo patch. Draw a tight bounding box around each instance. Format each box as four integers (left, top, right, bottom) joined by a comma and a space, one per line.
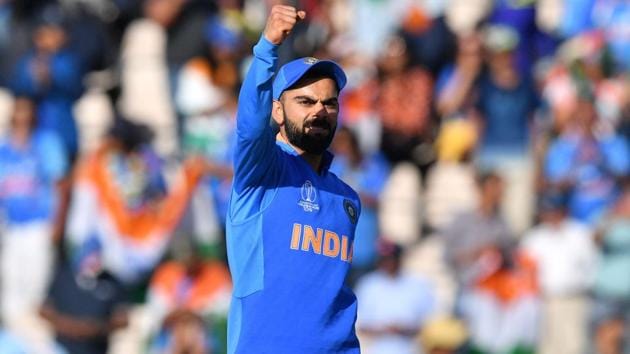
299, 180, 320, 212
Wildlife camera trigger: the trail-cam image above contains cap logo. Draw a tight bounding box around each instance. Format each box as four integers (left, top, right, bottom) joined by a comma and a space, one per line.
303, 57, 319, 65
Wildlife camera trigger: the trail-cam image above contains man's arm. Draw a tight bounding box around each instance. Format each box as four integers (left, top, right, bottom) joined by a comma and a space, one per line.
232, 6, 305, 193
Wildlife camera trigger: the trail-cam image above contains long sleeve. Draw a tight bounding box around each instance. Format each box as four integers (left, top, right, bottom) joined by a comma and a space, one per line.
232, 36, 280, 194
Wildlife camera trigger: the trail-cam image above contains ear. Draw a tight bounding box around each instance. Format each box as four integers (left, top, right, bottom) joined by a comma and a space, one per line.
272, 100, 284, 126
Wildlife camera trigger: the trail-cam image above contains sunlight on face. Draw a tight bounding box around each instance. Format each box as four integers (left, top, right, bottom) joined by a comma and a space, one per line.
280, 77, 339, 154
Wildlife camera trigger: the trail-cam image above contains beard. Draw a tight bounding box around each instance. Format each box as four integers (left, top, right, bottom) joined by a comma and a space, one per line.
284, 113, 336, 155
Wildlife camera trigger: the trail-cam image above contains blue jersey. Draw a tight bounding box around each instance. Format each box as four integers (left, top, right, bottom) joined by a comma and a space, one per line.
226, 36, 362, 354
0, 131, 67, 224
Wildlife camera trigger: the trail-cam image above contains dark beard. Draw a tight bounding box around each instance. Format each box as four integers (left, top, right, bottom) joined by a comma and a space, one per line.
284, 113, 336, 155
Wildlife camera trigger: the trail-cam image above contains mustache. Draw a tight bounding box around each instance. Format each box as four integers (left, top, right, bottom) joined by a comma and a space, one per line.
304, 118, 332, 130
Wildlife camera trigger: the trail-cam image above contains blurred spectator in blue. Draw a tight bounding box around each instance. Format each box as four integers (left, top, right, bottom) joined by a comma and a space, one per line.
40, 241, 130, 354
545, 95, 630, 225
486, 0, 558, 76
460, 246, 539, 354
398, 4, 457, 75
330, 126, 390, 284
0, 96, 67, 331
475, 24, 539, 233
476, 24, 538, 167
591, 187, 630, 354
521, 190, 597, 354
355, 240, 435, 354
442, 171, 512, 292
0, 0, 54, 86
146, 241, 231, 354
10, 6, 84, 160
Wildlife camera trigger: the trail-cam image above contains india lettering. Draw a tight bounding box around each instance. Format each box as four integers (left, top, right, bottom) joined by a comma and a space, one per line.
290, 223, 353, 263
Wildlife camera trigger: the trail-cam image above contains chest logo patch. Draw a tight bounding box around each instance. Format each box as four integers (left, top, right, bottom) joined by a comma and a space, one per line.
344, 199, 358, 224
299, 180, 320, 212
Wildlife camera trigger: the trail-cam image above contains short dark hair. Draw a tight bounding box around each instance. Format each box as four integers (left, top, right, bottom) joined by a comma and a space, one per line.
476, 170, 502, 187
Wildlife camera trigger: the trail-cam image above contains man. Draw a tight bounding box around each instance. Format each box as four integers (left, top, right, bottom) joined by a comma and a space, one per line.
226, 5, 361, 353
521, 190, 597, 354
40, 241, 129, 354
442, 171, 512, 291
0, 96, 67, 339
355, 241, 435, 354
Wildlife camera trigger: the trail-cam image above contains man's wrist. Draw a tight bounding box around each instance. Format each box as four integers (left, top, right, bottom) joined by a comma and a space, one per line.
254, 34, 279, 58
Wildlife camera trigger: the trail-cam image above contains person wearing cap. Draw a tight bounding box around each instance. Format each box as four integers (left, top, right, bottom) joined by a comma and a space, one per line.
226, 5, 361, 353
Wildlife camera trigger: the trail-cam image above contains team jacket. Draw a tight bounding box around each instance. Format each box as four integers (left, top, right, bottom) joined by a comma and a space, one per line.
226, 36, 362, 354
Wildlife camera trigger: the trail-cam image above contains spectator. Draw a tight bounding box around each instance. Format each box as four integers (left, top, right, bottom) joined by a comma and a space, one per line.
442, 171, 512, 291
545, 95, 630, 225
331, 126, 390, 284
435, 30, 483, 121
425, 118, 479, 231
460, 246, 540, 354
355, 240, 435, 354
10, 6, 84, 160
475, 24, 539, 233
40, 245, 130, 354
146, 242, 231, 354
65, 117, 205, 284
0, 96, 67, 331
376, 34, 434, 168
521, 190, 598, 354
591, 187, 630, 354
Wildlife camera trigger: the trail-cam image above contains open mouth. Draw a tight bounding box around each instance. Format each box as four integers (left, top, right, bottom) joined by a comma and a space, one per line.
305, 120, 331, 134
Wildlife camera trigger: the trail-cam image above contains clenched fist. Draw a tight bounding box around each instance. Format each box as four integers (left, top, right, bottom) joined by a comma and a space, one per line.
263, 5, 306, 46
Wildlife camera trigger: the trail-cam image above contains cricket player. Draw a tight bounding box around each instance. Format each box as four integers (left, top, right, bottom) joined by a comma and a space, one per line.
226, 4, 362, 353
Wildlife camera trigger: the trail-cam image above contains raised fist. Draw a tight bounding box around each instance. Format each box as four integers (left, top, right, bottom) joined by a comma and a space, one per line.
263, 5, 306, 46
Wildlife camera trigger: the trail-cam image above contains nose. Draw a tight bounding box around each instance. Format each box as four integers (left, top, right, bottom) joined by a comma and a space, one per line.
313, 100, 329, 115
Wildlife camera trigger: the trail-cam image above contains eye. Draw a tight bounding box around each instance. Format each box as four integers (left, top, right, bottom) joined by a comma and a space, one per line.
323, 99, 339, 109
297, 98, 316, 106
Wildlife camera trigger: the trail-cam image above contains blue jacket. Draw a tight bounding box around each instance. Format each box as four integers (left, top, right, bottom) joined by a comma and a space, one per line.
12, 50, 84, 156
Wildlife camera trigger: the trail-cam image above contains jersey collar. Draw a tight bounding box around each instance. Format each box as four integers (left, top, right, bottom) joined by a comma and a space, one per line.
276, 140, 334, 173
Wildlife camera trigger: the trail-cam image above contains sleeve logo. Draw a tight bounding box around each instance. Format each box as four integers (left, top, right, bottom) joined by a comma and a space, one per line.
343, 199, 358, 224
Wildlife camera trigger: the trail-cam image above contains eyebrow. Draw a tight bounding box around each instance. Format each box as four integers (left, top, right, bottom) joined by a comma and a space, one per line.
292, 95, 339, 103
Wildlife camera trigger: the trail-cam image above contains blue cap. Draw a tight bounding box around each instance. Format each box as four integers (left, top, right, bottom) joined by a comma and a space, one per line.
273, 57, 347, 100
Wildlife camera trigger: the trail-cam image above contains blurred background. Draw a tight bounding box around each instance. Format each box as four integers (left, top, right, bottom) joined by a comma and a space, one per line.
0, 0, 628, 353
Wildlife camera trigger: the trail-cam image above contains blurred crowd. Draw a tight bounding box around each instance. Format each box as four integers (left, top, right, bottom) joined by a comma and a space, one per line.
0, 0, 628, 353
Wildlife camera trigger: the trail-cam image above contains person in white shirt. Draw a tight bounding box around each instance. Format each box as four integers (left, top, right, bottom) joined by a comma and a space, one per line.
355, 240, 435, 354
521, 190, 598, 354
